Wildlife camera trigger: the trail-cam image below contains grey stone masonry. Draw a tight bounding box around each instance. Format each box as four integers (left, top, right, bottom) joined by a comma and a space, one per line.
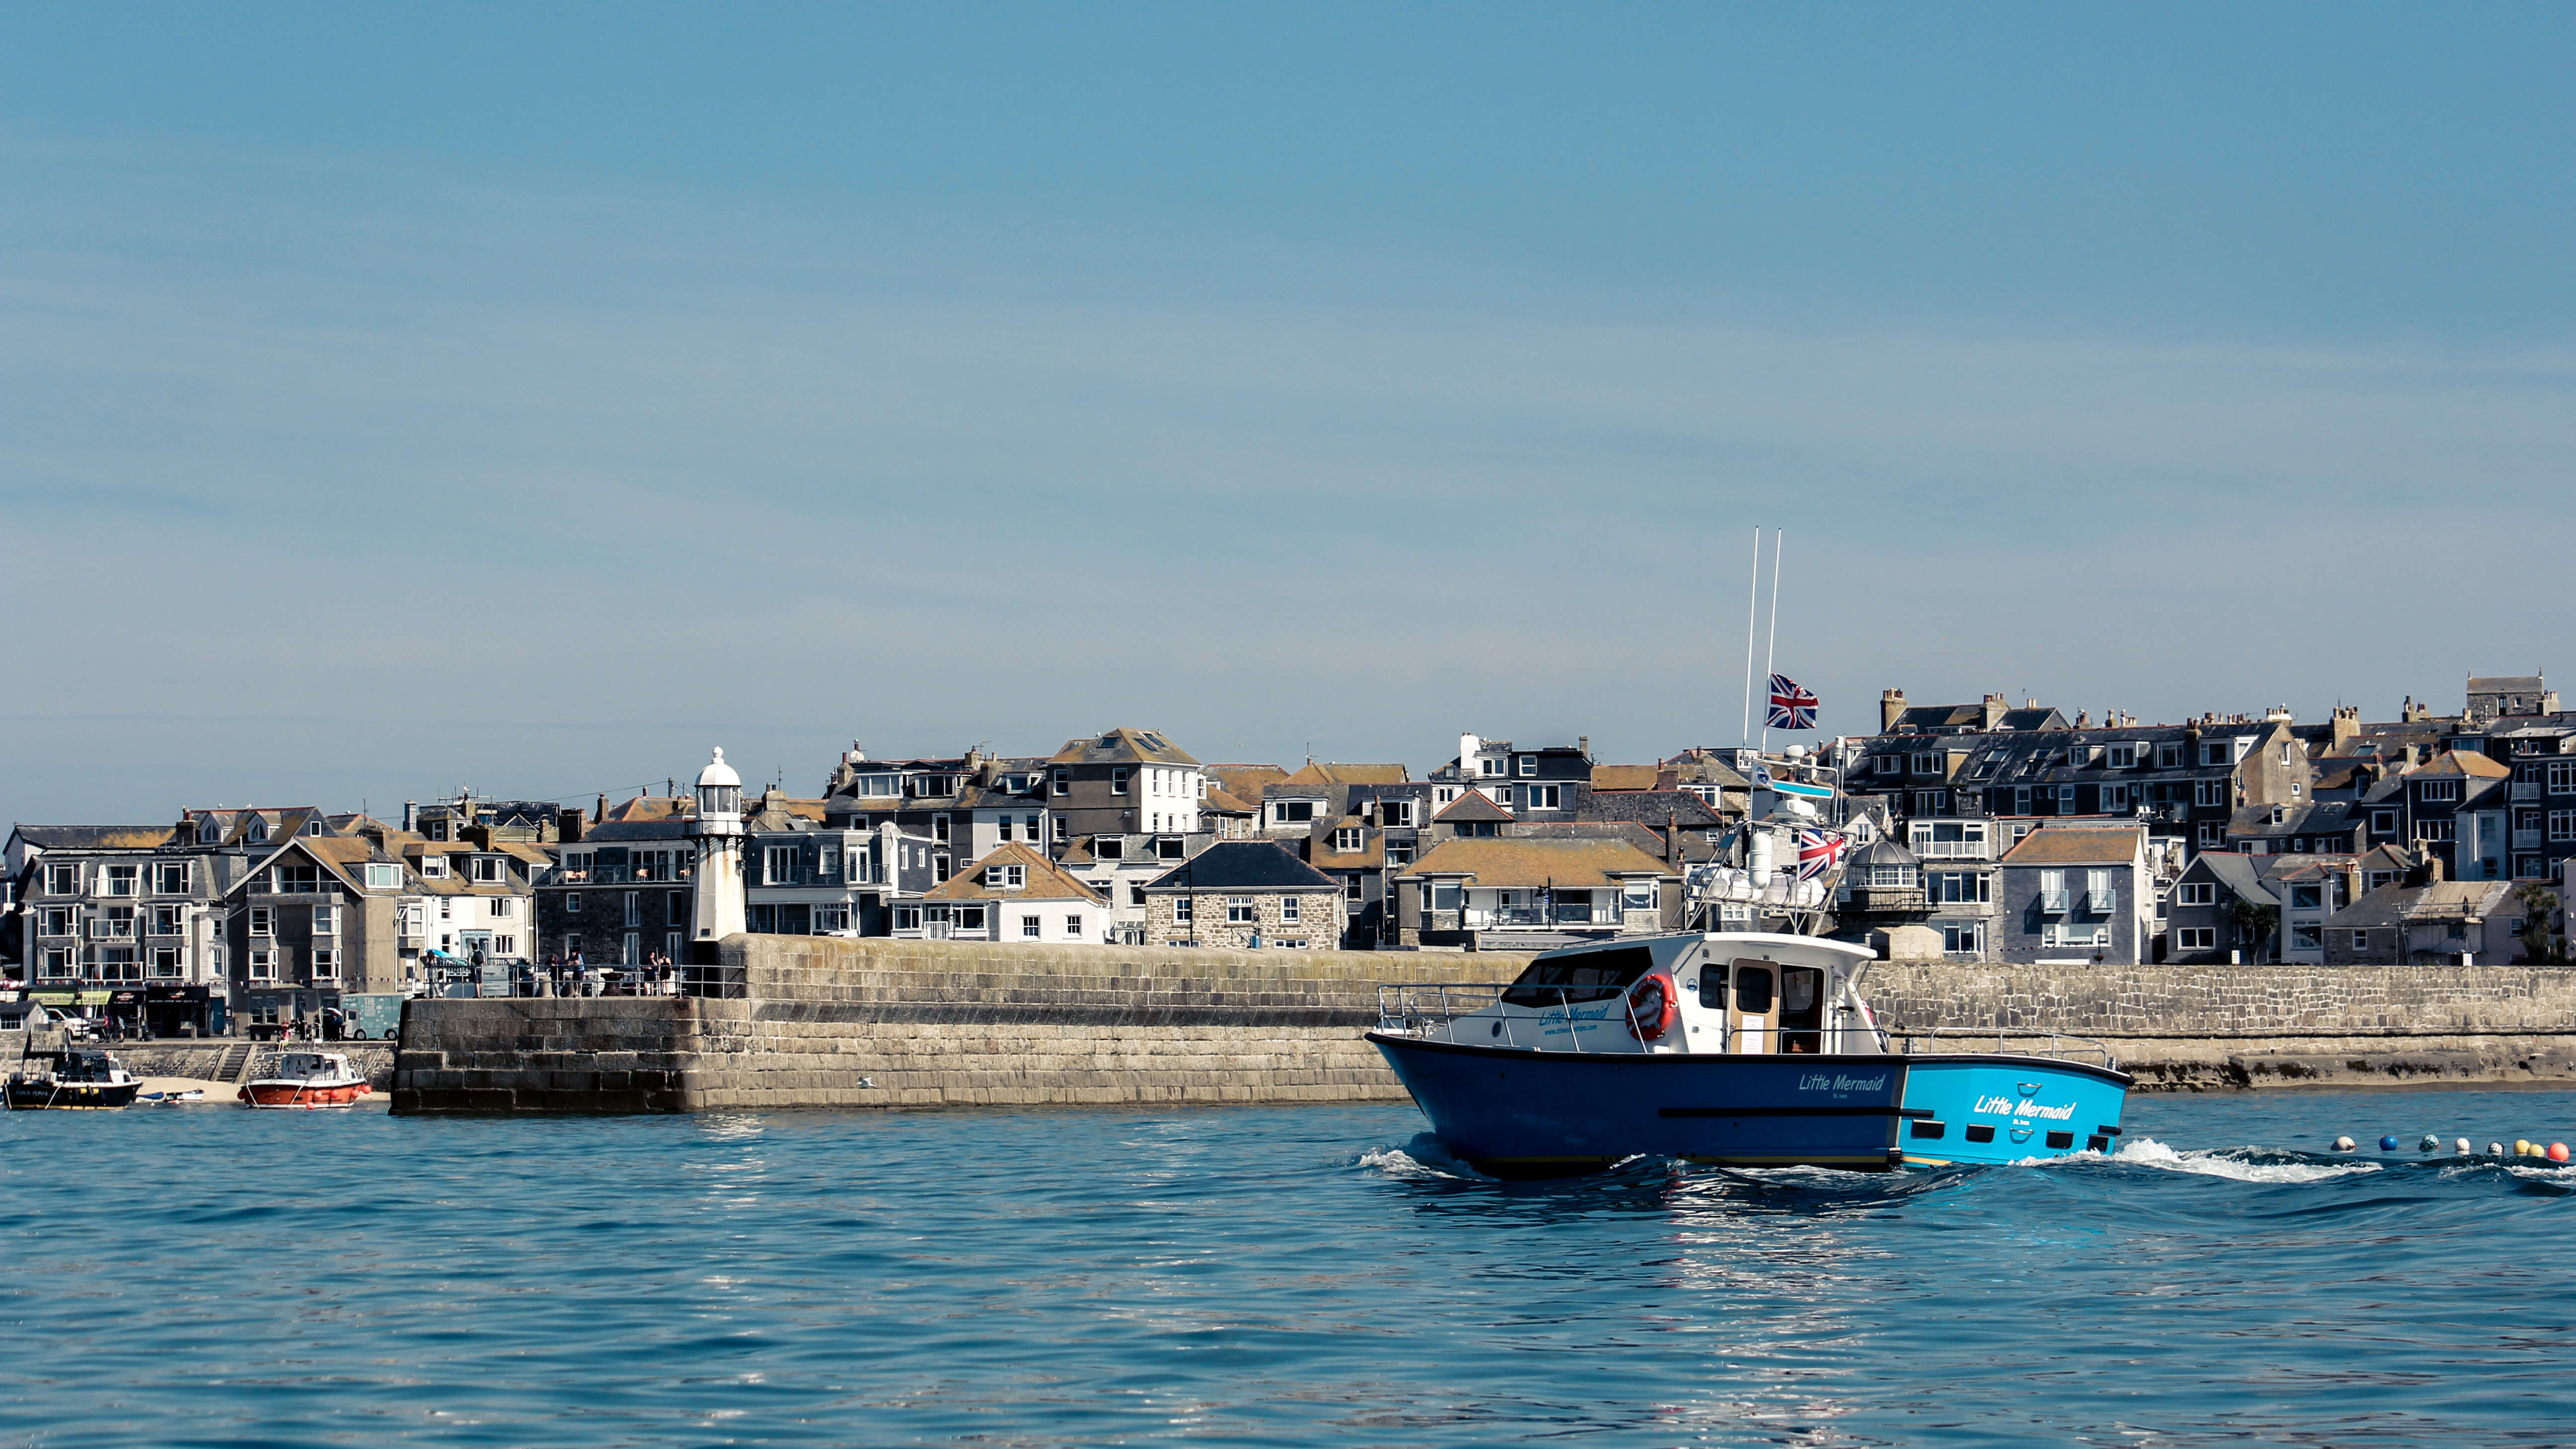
392, 935, 1533, 1114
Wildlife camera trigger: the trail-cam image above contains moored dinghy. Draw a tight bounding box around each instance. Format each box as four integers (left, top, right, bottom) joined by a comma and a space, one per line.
1368, 932, 2129, 1177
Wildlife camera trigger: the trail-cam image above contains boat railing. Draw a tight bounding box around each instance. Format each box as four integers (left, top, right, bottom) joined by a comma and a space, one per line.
1373, 982, 1644, 1052
1897, 1027, 2120, 1069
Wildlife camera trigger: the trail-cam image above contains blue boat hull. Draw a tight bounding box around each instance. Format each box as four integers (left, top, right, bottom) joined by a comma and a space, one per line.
1368, 1032, 2130, 1176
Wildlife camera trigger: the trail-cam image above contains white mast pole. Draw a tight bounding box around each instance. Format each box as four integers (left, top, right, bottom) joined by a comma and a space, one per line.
1740, 527, 1761, 746
1760, 528, 1784, 752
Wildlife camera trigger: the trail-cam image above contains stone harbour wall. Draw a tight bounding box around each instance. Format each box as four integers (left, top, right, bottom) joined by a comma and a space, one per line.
389, 937, 2576, 1113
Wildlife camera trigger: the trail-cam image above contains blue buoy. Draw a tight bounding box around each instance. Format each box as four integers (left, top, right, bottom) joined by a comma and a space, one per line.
2379, 1134, 2400, 1152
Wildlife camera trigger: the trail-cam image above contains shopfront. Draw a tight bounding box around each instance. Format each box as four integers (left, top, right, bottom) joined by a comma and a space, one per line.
144, 984, 214, 1038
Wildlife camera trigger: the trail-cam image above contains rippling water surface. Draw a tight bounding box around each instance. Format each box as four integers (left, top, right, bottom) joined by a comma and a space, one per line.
6, 1088, 2576, 1447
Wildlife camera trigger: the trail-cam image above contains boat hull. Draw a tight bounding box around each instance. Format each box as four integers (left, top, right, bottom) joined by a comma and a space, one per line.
1368, 1032, 2129, 1177
239, 1081, 372, 1110
5, 1080, 141, 1111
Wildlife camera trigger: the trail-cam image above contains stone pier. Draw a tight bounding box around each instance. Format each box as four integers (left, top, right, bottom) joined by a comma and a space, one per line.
390, 938, 2576, 1114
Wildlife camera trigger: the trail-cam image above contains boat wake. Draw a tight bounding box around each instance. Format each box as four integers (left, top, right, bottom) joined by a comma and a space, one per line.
2106, 1137, 2382, 1183
1356, 1133, 1497, 1182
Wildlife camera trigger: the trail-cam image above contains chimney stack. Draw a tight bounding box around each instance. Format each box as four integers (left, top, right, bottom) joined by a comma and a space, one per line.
401, 801, 418, 832
560, 807, 586, 843
1982, 693, 2007, 729
1881, 689, 1908, 732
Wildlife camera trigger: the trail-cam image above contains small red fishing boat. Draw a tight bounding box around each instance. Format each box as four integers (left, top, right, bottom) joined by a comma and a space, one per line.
238, 1051, 373, 1109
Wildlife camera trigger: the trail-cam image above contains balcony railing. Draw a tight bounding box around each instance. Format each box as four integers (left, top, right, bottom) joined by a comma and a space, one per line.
1909, 834, 1994, 859
2513, 783, 2543, 802
2038, 889, 2071, 913
2085, 889, 2118, 913
1463, 906, 1611, 929
2512, 829, 2545, 849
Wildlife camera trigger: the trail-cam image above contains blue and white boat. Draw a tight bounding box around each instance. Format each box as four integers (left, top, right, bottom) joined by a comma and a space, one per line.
1368, 932, 2130, 1177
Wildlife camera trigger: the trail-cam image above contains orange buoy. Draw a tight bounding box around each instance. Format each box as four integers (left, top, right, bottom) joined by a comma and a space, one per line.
2550, 1142, 2571, 1163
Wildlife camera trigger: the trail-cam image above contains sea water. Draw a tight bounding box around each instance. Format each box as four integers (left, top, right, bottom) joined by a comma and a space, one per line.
4, 1089, 2574, 1447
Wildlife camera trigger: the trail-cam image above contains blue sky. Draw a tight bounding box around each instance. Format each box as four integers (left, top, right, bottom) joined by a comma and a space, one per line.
5, 4, 2572, 822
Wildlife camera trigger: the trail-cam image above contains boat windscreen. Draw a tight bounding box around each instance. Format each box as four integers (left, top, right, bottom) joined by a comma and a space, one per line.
1501, 947, 1655, 1007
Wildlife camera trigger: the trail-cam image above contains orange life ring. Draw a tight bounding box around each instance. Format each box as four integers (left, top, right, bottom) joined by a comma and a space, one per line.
1626, 975, 1678, 1042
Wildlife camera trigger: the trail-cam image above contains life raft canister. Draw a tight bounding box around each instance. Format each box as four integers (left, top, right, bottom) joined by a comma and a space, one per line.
1626, 974, 1678, 1042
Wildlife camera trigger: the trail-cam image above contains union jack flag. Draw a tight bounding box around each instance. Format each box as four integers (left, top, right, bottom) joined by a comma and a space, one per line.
1767, 673, 1819, 730
1794, 827, 1847, 882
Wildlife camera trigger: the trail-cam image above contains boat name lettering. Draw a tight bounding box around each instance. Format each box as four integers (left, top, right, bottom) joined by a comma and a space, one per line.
1972, 1095, 2077, 1120
1797, 1074, 1887, 1093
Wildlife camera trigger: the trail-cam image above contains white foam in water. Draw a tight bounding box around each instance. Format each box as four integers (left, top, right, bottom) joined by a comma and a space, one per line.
1357, 1135, 1491, 1180
2111, 1137, 2381, 1183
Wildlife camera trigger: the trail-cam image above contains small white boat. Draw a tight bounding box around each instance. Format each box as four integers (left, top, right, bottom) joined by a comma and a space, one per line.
139, 1088, 208, 1105
238, 1051, 373, 1110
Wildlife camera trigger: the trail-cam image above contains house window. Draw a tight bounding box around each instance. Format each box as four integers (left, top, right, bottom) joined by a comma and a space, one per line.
45, 863, 80, 895
623, 934, 640, 965
1096, 837, 1125, 860
469, 856, 503, 884
2157, 742, 2183, 769
1931, 872, 1989, 904
624, 893, 642, 927
150, 947, 180, 977
2085, 869, 2114, 911
272, 864, 322, 894
1128, 884, 1147, 906
1939, 921, 1983, 955
1050, 769, 1070, 796
2548, 762, 2576, 793
2177, 882, 2216, 907
1156, 837, 1185, 861
1621, 882, 1657, 912
1914, 791, 1948, 814
2200, 742, 2228, 766
1065, 915, 1083, 938
1022, 915, 1042, 938
38, 907, 71, 937
248, 949, 275, 980
312, 948, 338, 980
249, 907, 273, 938
894, 907, 922, 932
1282, 896, 1302, 925
819, 845, 841, 876
2194, 780, 2229, 808
1274, 802, 1315, 824
2039, 870, 2068, 911
1479, 758, 1502, 777
2289, 923, 2321, 951
2176, 927, 2216, 952
154, 861, 190, 894
40, 948, 72, 979
2372, 809, 2398, 834
490, 898, 515, 919
566, 893, 583, 914
2057, 786, 2078, 813
2106, 744, 2137, 769
312, 904, 337, 936
1385, 841, 1415, 868
2418, 780, 2461, 803
933, 815, 951, 844
366, 863, 401, 890
1523, 785, 1560, 810
1382, 800, 1416, 827
1226, 897, 1256, 924
1343, 876, 1363, 902
2100, 785, 2129, 812
101, 864, 138, 896
1912, 752, 1939, 776
1517, 756, 1536, 777
1333, 827, 1364, 852
2417, 820, 2456, 843
151, 904, 182, 935
2289, 885, 2322, 910
2012, 786, 2032, 815
2550, 811, 2576, 843
933, 854, 950, 880
1052, 818, 1068, 842
1111, 768, 1130, 796
2270, 806, 2289, 826
1174, 897, 1194, 925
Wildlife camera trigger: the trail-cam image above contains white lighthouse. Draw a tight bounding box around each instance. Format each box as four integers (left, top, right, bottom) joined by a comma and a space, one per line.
688, 745, 747, 960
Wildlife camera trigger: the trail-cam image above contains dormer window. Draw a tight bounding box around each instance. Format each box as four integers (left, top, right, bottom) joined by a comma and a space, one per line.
983, 864, 1026, 890
1333, 827, 1363, 852
2106, 743, 2137, 769
246, 820, 269, 844
420, 856, 448, 879
1479, 758, 1502, 777
198, 820, 218, 844
1517, 756, 1536, 777
305, 819, 323, 836
2271, 806, 2288, 825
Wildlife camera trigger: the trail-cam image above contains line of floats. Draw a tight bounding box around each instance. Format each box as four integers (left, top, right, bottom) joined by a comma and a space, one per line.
2335, 1132, 2572, 1161
3, 1047, 374, 1112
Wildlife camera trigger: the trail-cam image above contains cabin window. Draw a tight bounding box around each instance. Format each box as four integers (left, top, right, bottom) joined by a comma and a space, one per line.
1779, 966, 1825, 1053
1501, 946, 1654, 1007
1733, 964, 1774, 1014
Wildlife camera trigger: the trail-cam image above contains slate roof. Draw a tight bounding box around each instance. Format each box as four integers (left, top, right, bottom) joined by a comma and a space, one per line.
2469, 676, 2546, 695
2185, 852, 2281, 906
1143, 841, 1336, 891
1200, 786, 1256, 815
1050, 727, 1201, 768
2325, 881, 2509, 931
924, 843, 1104, 903
1579, 790, 1725, 829
1397, 837, 1679, 888
2416, 750, 2510, 779
2227, 801, 2367, 840
578, 820, 696, 843
601, 796, 695, 822
1434, 791, 1515, 824
10, 826, 179, 851
1282, 762, 1408, 786
1309, 817, 1384, 870
1999, 824, 2145, 867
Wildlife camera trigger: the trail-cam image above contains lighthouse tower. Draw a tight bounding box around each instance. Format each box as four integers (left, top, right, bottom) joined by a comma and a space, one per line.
688, 746, 747, 963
